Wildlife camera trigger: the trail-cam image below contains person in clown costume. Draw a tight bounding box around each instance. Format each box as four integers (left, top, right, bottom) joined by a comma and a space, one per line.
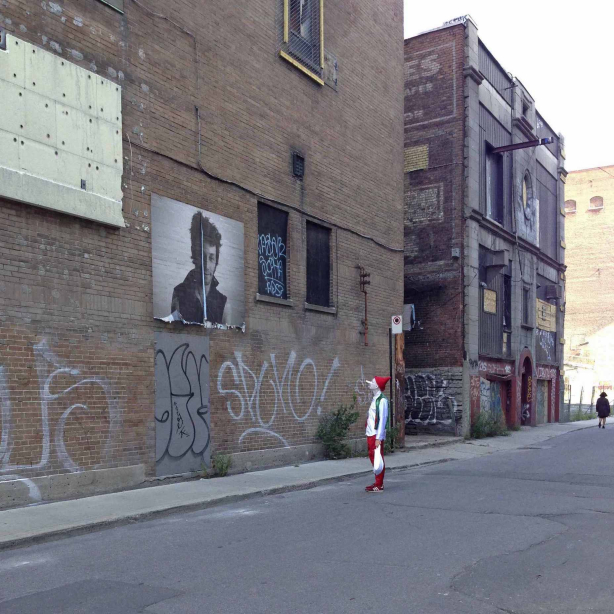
364, 376, 390, 492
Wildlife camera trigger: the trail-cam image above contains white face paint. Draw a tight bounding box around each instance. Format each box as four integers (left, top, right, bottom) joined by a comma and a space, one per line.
367, 379, 380, 392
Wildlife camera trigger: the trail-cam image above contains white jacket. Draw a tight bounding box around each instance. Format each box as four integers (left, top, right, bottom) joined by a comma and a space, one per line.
365, 394, 388, 440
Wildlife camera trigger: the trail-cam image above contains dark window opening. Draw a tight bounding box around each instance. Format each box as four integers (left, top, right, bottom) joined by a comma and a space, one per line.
522, 98, 530, 117
486, 145, 504, 224
258, 203, 288, 300
503, 274, 512, 331
289, 0, 321, 73
306, 221, 331, 307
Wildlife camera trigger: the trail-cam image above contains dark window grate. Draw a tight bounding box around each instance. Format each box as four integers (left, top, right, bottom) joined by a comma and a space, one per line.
288, 0, 321, 73
292, 152, 305, 179
306, 221, 330, 307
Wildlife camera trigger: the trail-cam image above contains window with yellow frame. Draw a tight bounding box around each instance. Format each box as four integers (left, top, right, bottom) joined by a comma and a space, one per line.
281, 0, 324, 84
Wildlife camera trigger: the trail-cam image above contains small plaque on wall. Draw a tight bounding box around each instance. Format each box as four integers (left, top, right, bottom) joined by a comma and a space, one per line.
483, 289, 497, 314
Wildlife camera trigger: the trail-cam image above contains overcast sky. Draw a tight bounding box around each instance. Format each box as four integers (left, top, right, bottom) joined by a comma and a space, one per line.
403, 2, 614, 172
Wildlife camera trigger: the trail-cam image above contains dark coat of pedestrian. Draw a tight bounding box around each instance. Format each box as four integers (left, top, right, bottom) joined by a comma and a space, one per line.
596, 392, 610, 428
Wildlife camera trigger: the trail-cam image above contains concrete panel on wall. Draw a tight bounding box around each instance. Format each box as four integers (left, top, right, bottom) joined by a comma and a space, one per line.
0, 33, 124, 227
155, 332, 210, 477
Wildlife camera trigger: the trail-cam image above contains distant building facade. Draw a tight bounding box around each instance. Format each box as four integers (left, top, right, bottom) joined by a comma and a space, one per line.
403, 16, 567, 435
564, 166, 614, 412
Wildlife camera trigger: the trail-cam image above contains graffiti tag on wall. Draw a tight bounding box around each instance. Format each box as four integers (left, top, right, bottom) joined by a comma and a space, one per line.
0, 339, 121, 502
258, 233, 287, 299
536, 329, 556, 363
218, 351, 340, 447
404, 373, 460, 425
154, 333, 210, 477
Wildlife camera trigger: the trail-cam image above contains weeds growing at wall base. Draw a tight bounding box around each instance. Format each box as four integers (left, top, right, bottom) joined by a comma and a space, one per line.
316, 396, 359, 459
201, 453, 233, 478
471, 411, 510, 439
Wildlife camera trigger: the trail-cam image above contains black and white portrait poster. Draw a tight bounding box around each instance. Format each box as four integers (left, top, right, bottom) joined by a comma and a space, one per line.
151, 194, 245, 328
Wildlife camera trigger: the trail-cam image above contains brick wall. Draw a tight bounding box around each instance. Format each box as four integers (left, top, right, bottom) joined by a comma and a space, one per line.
401, 24, 465, 433
402, 25, 465, 371
0, 0, 404, 501
564, 166, 614, 404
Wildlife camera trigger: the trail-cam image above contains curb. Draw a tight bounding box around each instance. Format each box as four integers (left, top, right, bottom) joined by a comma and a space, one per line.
0, 442, 462, 551
0, 428, 590, 551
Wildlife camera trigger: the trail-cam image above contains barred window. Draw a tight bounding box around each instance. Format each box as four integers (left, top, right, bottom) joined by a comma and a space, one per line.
306, 221, 331, 307
282, 0, 323, 80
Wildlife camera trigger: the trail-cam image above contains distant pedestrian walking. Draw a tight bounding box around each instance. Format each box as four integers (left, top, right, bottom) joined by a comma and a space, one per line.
596, 392, 610, 429
364, 376, 390, 493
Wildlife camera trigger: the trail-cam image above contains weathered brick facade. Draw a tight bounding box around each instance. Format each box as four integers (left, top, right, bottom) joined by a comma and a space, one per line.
0, 0, 404, 506
403, 17, 566, 435
564, 166, 614, 411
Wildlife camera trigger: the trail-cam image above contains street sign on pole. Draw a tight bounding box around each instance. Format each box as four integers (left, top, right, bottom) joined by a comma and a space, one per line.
391, 314, 402, 335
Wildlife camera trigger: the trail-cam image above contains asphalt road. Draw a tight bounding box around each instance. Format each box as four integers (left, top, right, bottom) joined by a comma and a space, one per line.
1, 424, 613, 614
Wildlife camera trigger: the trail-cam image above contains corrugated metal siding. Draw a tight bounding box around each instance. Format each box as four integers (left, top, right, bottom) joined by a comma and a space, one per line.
536, 112, 558, 158
479, 273, 506, 356
479, 105, 512, 228
479, 247, 510, 357
478, 42, 513, 105
537, 163, 558, 260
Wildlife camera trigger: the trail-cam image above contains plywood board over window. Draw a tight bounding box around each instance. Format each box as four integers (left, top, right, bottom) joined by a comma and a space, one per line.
483, 289, 497, 314
0, 33, 124, 226
536, 298, 556, 332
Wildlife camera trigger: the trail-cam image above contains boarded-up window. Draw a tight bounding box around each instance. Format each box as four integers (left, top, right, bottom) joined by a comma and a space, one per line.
258, 203, 288, 300
306, 221, 330, 307
537, 163, 558, 260
522, 286, 531, 326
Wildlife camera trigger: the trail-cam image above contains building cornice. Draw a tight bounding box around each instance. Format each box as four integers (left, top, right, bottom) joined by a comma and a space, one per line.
467, 209, 566, 271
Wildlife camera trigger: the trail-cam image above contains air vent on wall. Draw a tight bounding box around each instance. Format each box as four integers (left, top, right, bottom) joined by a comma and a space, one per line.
546, 285, 561, 299
292, 152, 305, 180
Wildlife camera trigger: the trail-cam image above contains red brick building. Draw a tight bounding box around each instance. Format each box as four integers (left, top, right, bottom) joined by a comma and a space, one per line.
0, 0, 404, 506
564, 166, 614, 412
403, 16, 567, 435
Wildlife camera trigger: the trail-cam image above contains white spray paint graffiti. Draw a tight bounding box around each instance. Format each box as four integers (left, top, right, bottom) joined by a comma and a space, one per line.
353, 366, 371, 406
405, 373, 460, 425
0, 339, 121, 502
217, 351, 340, 447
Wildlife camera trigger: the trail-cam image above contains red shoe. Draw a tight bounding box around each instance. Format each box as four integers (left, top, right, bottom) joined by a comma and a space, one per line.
365, 485, 384, 493
365, 483, 376, 491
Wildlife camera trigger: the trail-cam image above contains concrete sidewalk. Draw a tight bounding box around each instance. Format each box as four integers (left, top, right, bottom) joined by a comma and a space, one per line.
0, 421, 596, 550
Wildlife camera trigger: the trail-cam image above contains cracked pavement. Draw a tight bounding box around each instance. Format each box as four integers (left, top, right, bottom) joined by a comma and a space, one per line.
0, 424, 612, 613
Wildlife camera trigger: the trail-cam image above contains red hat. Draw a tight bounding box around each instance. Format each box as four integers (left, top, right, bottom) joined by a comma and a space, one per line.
374, 376, 391, 392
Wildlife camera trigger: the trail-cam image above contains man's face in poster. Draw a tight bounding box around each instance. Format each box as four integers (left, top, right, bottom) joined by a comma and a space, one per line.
203, 242, 218, 289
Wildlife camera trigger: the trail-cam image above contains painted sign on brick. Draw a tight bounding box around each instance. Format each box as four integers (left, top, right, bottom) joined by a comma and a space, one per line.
404, 43, 457, 127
